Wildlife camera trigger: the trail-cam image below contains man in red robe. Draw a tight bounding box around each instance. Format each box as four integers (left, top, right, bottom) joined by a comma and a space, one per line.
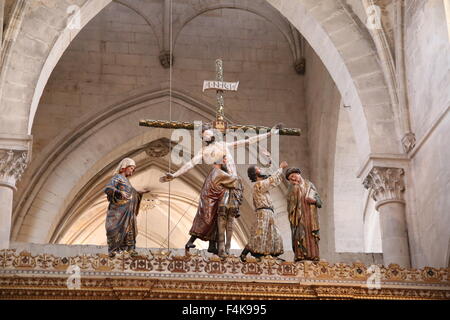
184, 157, 238, 256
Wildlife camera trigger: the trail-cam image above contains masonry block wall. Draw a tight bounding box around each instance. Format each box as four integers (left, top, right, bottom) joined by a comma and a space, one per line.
404, 0, 450, 268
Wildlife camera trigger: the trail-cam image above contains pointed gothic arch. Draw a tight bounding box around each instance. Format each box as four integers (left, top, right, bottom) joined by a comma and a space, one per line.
0, 0, 399, 161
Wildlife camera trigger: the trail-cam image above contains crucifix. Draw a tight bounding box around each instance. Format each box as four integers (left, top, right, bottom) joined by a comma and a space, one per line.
139, 58, 301, 181
139, 59, 301, 136
139, 59, 302, 254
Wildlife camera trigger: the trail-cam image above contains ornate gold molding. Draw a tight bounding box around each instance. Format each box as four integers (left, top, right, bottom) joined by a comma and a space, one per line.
0, 276, 448, 300
0, 250, 449, 300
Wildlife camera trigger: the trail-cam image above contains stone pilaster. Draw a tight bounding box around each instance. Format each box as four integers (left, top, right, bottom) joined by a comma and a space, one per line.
0, 149, 29, 249
0, 133, 31, 249
363, 167, 411, 267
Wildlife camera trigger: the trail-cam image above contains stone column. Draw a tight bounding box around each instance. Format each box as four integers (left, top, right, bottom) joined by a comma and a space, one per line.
0, 149, 28, 249
363, 167, 411, 267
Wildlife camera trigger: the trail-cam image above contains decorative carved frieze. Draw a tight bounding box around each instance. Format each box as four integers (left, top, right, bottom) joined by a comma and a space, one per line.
363, 167, 405, 204
0, 249, 448, 283
1, 276, 447, 300
0, 249, 448, 300
0, 149, 28, 188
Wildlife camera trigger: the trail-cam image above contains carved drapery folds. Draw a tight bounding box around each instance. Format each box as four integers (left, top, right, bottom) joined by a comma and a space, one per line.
0, 149, 28, 189
363, 167, 405, 208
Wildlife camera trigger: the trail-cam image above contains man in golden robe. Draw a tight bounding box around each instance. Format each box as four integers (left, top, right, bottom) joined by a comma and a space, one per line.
239, 161, 288, 262
286, 167, 322, 262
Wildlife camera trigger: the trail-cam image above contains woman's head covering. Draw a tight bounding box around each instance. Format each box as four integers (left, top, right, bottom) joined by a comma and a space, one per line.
114, 158, 136, 175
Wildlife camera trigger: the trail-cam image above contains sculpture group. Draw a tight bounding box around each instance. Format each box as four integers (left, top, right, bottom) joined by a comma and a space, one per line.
103, 59, 322, 262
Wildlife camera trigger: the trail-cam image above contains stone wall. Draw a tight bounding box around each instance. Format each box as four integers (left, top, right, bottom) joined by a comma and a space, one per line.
405, 0, 450, 139
303, 32, 383, 262
31, 1, 307, 164
303, 43, 382, 263
333, 107, 366, 252
404, 0, 450, 268
303, 42, 339, 260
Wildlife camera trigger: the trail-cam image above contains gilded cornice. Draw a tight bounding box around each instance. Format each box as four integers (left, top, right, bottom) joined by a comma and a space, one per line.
0, 250, 448, 300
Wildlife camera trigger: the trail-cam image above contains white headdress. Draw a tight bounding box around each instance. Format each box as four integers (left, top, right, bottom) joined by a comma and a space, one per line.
114, 158, 136, 175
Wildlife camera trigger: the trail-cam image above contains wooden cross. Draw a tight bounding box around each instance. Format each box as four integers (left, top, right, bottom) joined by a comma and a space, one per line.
139, 59, 301, 136
202, 59, 238, 132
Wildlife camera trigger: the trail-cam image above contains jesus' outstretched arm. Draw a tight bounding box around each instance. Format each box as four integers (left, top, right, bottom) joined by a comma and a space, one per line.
226, 125, 280, 149
160, 151, 203, 182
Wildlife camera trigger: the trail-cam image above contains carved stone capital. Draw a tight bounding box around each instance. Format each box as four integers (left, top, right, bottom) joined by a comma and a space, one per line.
294, 57, 306, 75
159, 50, 173, 69
363, 167, 405, 207
145, 138, 177, 158
0, 149, 28, 189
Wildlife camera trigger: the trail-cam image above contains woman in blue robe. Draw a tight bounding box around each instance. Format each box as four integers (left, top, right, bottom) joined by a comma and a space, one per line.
104, 158, 148, 257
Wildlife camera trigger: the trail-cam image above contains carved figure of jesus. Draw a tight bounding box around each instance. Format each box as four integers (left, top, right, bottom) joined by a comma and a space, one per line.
160, 125, 280, 182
